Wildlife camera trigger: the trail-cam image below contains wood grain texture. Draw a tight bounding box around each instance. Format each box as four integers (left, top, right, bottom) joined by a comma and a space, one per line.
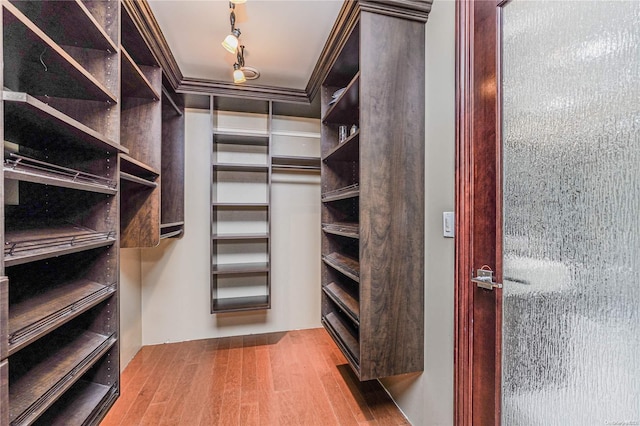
102, 329, 409, 425
1, 361, 8, 426
455, 0, 501, 425
160, 88, 185, 226
357, 10, 425, 380
0, 278, 7, 360
319, 4, 425, 381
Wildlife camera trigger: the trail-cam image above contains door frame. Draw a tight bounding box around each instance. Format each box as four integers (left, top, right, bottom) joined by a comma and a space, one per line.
454, 0, 502, 424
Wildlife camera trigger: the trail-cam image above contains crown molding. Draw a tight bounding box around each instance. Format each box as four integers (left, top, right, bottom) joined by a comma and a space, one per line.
121, 0, 183, 89
306, 0, 431, 102
127, 0, 430, 106
178, 78, 310, 104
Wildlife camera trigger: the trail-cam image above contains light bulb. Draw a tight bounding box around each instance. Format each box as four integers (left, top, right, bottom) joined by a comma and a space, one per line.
233, 65, 246, 83
222, 33, 239, 54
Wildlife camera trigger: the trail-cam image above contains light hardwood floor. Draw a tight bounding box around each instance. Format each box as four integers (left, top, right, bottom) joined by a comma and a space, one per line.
101, 328, 410, 425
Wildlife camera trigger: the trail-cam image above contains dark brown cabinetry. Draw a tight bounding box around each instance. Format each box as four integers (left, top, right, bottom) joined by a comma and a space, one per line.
320, 1, 427, 380
1, 1, 123, 423
0, 0, 185, 423
211, 97, 272, 313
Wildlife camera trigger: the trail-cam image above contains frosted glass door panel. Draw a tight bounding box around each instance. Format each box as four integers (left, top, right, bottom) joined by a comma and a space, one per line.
501, 1, 640, 425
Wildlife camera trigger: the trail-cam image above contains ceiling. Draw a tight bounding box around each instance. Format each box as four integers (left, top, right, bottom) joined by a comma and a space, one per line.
147, 0, 344, 91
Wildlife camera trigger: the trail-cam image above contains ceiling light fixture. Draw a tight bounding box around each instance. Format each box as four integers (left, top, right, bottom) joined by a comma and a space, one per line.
221, 2, 259, 84
221, 2, 241, 54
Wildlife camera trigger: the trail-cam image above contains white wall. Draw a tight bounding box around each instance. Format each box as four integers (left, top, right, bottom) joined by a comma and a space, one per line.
119, 248, 142, 370
139, 109, 322, 345
381, 1, 456, 424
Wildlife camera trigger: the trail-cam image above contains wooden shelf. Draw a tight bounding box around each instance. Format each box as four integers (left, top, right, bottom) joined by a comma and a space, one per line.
323, 312, 360, 366
4, 153, 117, 195
4, 224, 116, 267
213, 163, 269, 172
3, 2, 117, 102
323, 282, 359, 325
212, 262, 270, 275
323, 131, 359, 162
121, 4, 158, 66
32, 381, 115, 426
161, 221, 185, 229
323, 72, 360, 125
3, 92, 126, 154
120, 154, 160, 179
213, 234, 269, 240
159, 229, 182, 239
212, 295, 270, 313
8, 280, 115, 356
213, 130, 270, 146
271, 156, 321, 172
212, 202, 269, 209
9, 331, 116, 425
322, 252, 360, 283
322, 184, 360, 202
121, 48, 161, 100
8, 0, 117, 52
162, 86, 183, 116
322, 222, 359, 239
120, 172, 158, 188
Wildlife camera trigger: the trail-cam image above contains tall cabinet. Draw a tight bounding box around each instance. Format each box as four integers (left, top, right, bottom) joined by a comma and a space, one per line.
0, 0, 185, 424
1, 1, 122, 424
320, 1, 427, 380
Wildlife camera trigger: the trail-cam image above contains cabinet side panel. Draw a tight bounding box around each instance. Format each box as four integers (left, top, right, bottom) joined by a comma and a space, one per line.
358, 11, 425, 379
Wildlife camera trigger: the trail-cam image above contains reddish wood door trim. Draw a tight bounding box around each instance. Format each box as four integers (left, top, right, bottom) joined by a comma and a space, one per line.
454, 0, 501, 424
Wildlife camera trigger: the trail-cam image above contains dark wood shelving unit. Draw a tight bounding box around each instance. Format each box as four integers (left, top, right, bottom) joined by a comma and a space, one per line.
322, 252, 360, 283
271, 155, 321, 172
321, 184, 360, 202
120, 172, 158, 188
322, 222, 359, 239
212, 233, 269, 240
323, 131, 359, 162
211, 295, 270, 313
0, 0, 186, 422
322, 72, 360, 125
4, 224, 116, 268
211, 98, 272, 313
121, 49, 161, 100
214, 163, 269, 172
3, 92, 126, 155
322, 312, 360, 365
160, 84, 185, 239
3, 2, 117, 103
32, 380, 116, 426
119, 3, 163, 248
323, 282, 359, 325
9, 330, 116, 426
320, 2, 426, 381
8, 279, 116, 356
213, 130, 270, 146
7, 0, 118, 52
4, 153, 117, 195
212, 262, 270, 275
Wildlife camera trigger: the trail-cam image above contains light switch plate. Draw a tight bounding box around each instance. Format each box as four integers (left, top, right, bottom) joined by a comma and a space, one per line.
443, 211, 454, 238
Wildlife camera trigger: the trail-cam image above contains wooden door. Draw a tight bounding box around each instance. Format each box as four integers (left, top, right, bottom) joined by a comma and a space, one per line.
455, 0, 501, 424
455, 0, 640, 424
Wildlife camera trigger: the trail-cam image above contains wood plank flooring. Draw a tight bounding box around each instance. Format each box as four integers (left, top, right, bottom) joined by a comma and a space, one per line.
101, 328, 409, 425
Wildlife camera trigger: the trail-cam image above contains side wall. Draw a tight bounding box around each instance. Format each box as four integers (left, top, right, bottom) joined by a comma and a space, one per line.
120, 248, 142, 370
381, 1, 456, 424
139, 109, 322, 344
